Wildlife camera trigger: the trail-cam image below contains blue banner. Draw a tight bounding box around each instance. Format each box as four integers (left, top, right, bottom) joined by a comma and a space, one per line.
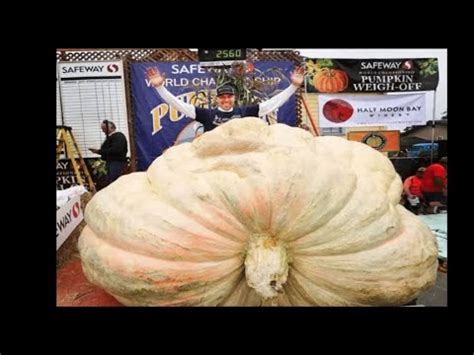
131, 61, 296, 170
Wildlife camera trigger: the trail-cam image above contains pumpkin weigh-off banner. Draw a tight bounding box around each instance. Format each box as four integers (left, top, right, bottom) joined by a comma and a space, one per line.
318, 93, 427, 128
130, 61, 297, 170
305, 58, 439, 93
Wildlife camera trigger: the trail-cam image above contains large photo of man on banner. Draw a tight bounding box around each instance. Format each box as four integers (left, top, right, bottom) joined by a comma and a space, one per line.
130, 61, 300, 170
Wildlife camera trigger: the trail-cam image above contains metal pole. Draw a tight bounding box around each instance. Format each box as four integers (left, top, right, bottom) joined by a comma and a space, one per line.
122, 55, 137, 172
301, 96, 319, 136
57, 64, 65, 126
430, 91, 437, 163
302, 69, 320, 136
303, 69, 311, 130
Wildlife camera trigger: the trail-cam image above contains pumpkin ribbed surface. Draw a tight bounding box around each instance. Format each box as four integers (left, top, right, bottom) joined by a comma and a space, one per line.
78, 118, 437, 306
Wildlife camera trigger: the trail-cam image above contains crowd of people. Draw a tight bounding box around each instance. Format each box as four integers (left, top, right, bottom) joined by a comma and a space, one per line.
401, 156, 447, 215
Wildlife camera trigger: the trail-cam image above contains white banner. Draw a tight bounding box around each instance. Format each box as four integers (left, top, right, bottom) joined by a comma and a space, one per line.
318, 93, 427, 128
56, 195, 83, 250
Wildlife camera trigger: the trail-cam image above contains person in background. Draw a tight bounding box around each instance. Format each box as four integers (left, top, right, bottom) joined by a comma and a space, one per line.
421, 156, 447, 214
403, 167, 425, 214
89, 120, 128, 185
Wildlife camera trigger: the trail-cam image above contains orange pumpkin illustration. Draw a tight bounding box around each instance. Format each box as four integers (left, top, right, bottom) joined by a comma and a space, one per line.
313, 68, 349, 93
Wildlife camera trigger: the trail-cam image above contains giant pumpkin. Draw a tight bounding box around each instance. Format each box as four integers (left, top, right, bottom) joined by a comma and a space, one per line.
78, 118, 438, 306
313, 68, 349, 93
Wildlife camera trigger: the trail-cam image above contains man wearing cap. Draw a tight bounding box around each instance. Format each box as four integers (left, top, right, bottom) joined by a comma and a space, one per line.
145, 66, 304, 132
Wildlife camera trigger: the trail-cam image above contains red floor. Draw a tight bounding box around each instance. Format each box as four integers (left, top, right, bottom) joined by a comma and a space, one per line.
57, 257, 124, 307
57, 256, 447, 307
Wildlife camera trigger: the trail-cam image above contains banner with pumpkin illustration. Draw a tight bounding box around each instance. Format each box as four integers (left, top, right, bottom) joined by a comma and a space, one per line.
305, 58, 439, 93
318, 93, 427, 128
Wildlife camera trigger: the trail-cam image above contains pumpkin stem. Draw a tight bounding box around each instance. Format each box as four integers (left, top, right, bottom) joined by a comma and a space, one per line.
244, 235, 289, 300
321, 67, 332, 76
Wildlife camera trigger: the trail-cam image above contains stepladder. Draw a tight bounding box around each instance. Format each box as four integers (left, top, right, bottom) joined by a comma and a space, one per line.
56, 125, 96, 192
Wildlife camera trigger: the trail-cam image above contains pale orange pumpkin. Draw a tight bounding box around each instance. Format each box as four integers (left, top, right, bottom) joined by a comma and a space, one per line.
78, 118, 438, 306
313, 68, 349, 93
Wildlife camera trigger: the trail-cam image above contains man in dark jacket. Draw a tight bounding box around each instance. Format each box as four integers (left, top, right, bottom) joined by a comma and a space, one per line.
89, 120, 128, 184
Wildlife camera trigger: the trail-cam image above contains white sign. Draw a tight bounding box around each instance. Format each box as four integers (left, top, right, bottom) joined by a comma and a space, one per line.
318, 93, 427, 128
58, 61, 124, 78
56, 195, 83, 250
57, 60, 131, 159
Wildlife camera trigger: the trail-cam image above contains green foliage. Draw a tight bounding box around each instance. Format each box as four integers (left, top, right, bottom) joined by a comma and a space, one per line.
91, 159, 107, 177
417, 58, 438, 77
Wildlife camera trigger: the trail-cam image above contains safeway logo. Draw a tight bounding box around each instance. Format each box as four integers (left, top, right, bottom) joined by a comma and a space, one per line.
107, 64, 119, 73
56, 196, 83, 249
57, 202, 82, 235
401, 60, 413, 70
